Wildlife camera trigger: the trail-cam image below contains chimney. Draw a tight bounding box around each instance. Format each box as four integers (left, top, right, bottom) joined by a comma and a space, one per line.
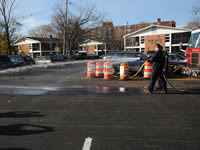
157, 18, 161, 23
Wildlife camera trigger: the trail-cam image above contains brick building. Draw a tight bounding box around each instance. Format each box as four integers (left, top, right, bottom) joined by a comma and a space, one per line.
13, 36, 62, 58
124, 25, 191, 53
85, 18, 176, 51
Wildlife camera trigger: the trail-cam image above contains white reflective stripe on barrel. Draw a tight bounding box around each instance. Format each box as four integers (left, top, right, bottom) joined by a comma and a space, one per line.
96, 66, 103, 69
120, 74, 128, 76
96, 71, 103, 73
144, 72, 152, 75
104, 72, 113, 75
144, 66, 153, 69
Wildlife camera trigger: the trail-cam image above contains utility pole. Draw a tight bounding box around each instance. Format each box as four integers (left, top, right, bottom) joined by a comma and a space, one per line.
63, 0, 68, 55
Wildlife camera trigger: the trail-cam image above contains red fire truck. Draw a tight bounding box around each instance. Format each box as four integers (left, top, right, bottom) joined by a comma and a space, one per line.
184, 29, 200, 77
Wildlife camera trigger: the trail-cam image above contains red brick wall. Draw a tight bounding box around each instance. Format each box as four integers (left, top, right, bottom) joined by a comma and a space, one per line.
145, 35, 165, 54
84, 19, 176, 50
21, 44, 30, 56
86, 20, 176, 42
87, 45, 95, 55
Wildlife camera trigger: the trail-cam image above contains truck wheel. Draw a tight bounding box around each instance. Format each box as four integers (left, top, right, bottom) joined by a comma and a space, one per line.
193, 72, 198, 77
198, 72, 200, 78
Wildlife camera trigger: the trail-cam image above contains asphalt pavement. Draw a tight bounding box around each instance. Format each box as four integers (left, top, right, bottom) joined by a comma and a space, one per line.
0, 62, 200, 150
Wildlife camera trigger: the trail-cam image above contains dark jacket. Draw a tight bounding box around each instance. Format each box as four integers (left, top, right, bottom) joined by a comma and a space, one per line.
149, 49, 166, 70
163, 51, 168, 71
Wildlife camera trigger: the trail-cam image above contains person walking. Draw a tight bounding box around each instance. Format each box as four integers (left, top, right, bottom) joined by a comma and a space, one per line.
147, 44, 167, 94
157, 46, 168, 92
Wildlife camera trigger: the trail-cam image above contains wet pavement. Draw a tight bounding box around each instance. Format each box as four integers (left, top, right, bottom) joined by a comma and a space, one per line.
0, 62, 200, 150
0, 86, 142, 95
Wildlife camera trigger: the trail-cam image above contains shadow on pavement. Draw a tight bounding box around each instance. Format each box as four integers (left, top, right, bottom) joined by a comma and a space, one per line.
143, 88, 200, 95
0, 124, 54, 136
0, 111, 44, 118
166, 88, 200, 95
183, 88, 200, 95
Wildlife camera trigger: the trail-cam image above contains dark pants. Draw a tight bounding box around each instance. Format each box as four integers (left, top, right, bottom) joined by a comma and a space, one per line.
149, 68, 167, 92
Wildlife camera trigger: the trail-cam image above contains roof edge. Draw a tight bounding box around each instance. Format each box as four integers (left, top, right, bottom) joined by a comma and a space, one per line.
123, 25, 192, 38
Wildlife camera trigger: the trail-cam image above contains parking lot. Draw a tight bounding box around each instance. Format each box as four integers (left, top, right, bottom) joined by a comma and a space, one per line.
0, 62, 200, 150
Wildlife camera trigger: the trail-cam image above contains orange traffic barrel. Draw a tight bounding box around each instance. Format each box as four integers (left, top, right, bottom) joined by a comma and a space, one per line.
87, 61, 96, 78
104, 62, 113, 80
144, 61, 153, 79
120, 62, 129, 80
95, 62, 104, 77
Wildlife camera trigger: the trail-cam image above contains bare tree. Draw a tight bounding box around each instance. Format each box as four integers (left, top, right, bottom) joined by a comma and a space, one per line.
51, 4, 104, 55
28, 24, 57, 38
0, 0, 21, 55
184, 21, 200, 29
193, 1, 200, 21
184, 1, 200, 30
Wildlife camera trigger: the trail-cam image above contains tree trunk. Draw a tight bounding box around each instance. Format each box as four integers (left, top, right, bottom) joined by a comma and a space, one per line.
6, 26, 12, 55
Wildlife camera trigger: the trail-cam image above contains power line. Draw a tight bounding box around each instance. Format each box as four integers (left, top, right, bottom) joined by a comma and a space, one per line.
69, 1, 80, 9
21, 7, 53, 19
22, 15, 52, 25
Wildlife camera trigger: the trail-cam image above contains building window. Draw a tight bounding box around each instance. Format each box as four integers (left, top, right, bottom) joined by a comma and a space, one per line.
141, 48, 145, 52
105, 27, 112, 40
29, 44, 32, 50
32, 43, 40, 51
172, 32, 191, 44
115, 27, 121, 40
127, 25, 132, 33
141, 36, 144, 44
165, 47, 170, 52
97, 28, 101, 39
165, 34, 170, 42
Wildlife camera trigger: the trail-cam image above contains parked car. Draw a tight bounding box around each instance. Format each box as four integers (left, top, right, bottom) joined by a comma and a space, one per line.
73, 53, 87, 60
0, 54, 13, 70
167, 54, 188, 73
63, 56, 73, 62
174, 52, 185, 57
103, 52, 148, 73
34, 56, 52, 64
102, 53, 114, 60
51, 55, 63, 62
51, 55, 73, 62
103, 52, 147, 60
86, 55, 99, 60
73, 53, 99, 60
168, 54, 188, 65
22, 56, 35, 65
106, 52, 188, 74
9, 55, 26, 67
146, 51, 155, 56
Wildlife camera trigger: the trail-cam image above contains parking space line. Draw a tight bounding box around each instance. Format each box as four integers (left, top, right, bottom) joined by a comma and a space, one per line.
82, 137, 92, 150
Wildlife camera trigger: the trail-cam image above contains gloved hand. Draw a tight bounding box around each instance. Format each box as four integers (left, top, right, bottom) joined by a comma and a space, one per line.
146, 56, 152, 62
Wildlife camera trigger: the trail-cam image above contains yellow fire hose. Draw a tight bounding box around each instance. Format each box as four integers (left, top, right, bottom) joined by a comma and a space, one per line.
164, 75, 185, 92
129, 62, 145, 79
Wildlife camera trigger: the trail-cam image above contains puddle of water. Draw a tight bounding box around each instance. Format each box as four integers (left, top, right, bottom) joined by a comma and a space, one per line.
0, 86, 142, 95
0, 88, 49, 95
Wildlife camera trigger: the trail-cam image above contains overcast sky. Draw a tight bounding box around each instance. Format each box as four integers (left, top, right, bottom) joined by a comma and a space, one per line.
17, 0, 198, 35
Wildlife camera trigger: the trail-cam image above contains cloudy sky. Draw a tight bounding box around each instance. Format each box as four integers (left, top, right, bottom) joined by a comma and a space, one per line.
17, 0, 198, 35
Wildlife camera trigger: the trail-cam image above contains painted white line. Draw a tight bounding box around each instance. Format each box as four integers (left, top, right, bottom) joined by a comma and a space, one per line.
82, 137, 92, 150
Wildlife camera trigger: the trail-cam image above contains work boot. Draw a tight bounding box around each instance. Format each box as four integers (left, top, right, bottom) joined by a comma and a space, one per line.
145, 90, 152, 95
